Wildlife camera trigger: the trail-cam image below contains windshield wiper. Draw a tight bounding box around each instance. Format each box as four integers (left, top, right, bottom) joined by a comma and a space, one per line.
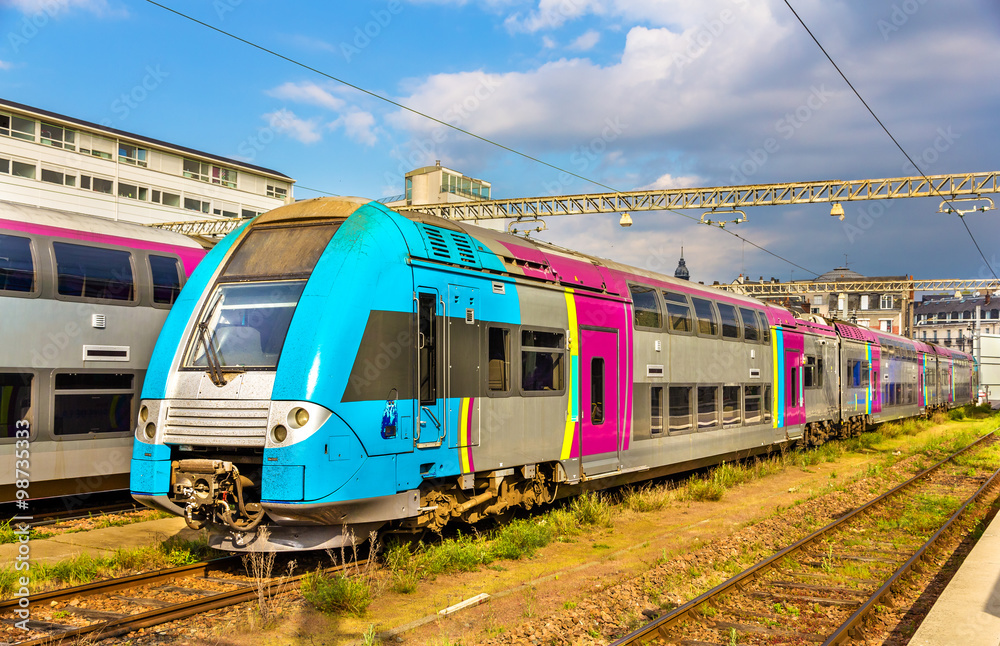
198, 322, 227, 387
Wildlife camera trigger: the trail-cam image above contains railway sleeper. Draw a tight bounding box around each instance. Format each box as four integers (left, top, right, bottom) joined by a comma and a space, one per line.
710, 620, 825, 643
750, 590, 861, 607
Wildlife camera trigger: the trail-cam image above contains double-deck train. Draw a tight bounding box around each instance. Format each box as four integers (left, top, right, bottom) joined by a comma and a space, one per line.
129, 197, 976, 551
1, 201, 205, 502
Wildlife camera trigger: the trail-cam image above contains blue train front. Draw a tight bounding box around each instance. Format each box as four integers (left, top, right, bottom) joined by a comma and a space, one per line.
130, 197, 538, 551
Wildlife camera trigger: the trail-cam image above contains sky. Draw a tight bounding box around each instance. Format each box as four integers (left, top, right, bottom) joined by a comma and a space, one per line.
2, 0, 1000, 285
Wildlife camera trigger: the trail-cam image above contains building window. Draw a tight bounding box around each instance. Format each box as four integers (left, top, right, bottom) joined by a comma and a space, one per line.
184, 197, 211, 213
119, 144, 148, 167
879, 319, 892, 332
521, 329, 565, 393
53, 242, 134, 301
11, 160, 35, 179
880, 294, 894, 309
812, 295, 823, 306
242, 208, 265, 219
151, 190, 181, 207
837, 295, 846, 311
39, 122, 75, 150
0, 234, 34, 293
149, 255, 182, 305
78, 133, 114, 160
53, 373, 134, 435
0, 114, 8, 137
860, 295, 869, 310
630, 284, 661, 329
267, 183, 288, 199
81, 175, 114, 194
0, 373, 32, 439
118, 183, 148, 201
9, 115, 35, 141
212, 166, 237, 188
183, 158, 210, 182
487, 327, 510, 392
41, 167, 76, 187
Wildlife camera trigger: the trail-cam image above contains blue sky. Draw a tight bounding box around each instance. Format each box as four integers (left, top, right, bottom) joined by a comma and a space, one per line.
2, 0, 1000, 285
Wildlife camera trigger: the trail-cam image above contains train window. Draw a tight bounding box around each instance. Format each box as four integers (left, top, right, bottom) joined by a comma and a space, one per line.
651, 386, 663, 435
723, 385, 741, 425
697, 386, 718, 429
668, 386, 692, 434
740, 308, 759, 342
221, 223, 342, 280
487, 327, 510, 393
521, 330, 565, 393
629, 284, 661, 329
662, 291, 692, 333
717, 303, 741, 340
757, 311, 770, 344
149, 255, 182, 305
744, 385, 762, 424
54, 242, 134, 301
187, 280, 307, 370
0, 234, 34, 292
418, 293, 438, 404
804, 356, 816, 388
0, 373, 32, 439
591, 358, 605, 424
763, 385, 772, 422
53, 373, 133, 436
691, 298, 719, 337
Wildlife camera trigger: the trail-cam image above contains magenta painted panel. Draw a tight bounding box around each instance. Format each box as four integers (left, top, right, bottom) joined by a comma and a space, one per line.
497, 241, 555, 281
579, 327, 620, 456
783, 330, 806, 426
871, 346, 882, 414
0, 217, 206, 276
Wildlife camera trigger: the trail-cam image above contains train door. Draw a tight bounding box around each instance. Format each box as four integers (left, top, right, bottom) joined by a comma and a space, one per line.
579, 327, 620, 476
415, 289, 445, 448
446, 284, 480, 450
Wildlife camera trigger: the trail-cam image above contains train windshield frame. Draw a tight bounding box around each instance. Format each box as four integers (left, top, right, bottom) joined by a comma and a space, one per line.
184, 279, 307, 370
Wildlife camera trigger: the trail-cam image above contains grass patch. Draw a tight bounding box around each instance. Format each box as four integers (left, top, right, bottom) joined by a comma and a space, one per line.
0, 534, 218, 596
0, 520, 54, 545
301, 569, 372, 616
569, 492, 614, 527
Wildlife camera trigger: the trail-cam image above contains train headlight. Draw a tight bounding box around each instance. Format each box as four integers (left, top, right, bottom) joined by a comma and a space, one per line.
143, 422, 156, 440
139, 405, 149, 423
271, 424, 288, 444
290, 407, 309, 428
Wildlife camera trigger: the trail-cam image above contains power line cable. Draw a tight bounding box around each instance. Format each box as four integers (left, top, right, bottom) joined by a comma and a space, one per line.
782, 0, 999, 282
145, 0, 820, 277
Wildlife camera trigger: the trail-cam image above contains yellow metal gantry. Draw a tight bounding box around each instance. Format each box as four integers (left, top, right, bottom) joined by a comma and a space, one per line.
719, 278, 1000, 296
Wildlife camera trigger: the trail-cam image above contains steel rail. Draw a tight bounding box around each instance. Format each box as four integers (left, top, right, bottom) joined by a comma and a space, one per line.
610, 429, 998, 645
0, 557, 239, 610
11, 558, 368, 645
824, 461, 1000, 645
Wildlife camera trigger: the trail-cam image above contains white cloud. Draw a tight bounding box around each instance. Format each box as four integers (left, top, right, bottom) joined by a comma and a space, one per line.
568, 29, 600, 51
330, 110, 378, 146
267, 81, 345, 112
640, 173, 703, 191
4, 0, 122, 17
504, 0, 605, 33
264, 109, 323, 145
542, 35, 557, 49
0, 60, 12, 71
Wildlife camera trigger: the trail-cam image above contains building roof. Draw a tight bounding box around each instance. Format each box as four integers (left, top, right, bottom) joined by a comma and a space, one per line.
813, 266, 865, 281
915, 296, 999, 314
0, 97, 292, 181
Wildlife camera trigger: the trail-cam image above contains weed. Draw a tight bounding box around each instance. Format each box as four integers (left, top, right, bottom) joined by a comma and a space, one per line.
592, 543, 611, 550
620, 484, 671, 512
490, 518, 552, 560
563, 601, 577, 610
302, 569, 372, 616
570, 492, 613, 527
0, 520, 53, 545
361, 624, 380, 645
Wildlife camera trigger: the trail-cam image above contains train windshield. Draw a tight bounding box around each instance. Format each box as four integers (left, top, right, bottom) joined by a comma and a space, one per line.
186, 280, 306, 370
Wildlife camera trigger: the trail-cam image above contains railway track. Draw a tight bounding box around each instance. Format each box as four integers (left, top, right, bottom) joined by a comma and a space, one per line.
611, 430, 1000, 646
0, 554, 363, 645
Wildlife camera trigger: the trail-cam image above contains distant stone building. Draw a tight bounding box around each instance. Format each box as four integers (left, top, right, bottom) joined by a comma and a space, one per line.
384, 161, 499, 229
674, 250, 690, 281
914, 294, 1000, 351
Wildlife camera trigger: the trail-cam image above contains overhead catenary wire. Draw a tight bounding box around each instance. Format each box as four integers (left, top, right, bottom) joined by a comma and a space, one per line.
144, 0, 820, 277
782, 0, 999, 282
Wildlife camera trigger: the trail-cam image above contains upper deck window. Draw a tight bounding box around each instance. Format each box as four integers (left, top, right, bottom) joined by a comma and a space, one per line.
149, 255, 182, 305
221, 223, 342, 280
0, 234, 34, 293
186, 280, 306, 370
691, 297, 718, 336
53, 242, 134, 301
663, 291, 692, 333
629, 284, 661, 329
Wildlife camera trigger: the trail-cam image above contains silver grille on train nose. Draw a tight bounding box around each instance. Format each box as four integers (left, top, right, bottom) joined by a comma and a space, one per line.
163, 400, 270, 447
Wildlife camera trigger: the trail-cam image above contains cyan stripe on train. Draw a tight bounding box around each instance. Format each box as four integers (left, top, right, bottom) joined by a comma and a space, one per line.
261, 202, 521, 504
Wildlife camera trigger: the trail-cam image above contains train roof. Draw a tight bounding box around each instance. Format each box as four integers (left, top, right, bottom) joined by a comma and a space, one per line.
0, 201, 205, 250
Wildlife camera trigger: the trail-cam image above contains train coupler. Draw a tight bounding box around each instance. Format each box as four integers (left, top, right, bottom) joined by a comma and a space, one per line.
170, 459, 264, 533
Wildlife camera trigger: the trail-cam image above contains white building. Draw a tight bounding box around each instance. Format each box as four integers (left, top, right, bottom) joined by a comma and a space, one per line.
0, 98, 293, 225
